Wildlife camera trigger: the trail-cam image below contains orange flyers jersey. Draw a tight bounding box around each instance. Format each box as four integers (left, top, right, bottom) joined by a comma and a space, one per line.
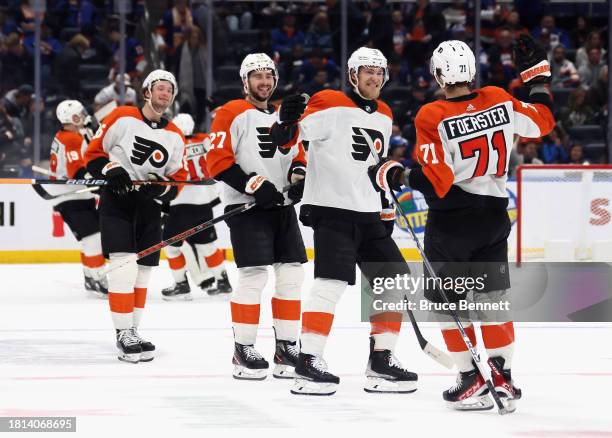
206, 99, 307, 206
412, 86, 554, 205
48, 130, 95, 204
84, 106, 187, 182
171, 132, 219, 206
296, 89, 393, 214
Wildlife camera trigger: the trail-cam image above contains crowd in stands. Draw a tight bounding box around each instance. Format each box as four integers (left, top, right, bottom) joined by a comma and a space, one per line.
0, 0, 609, 177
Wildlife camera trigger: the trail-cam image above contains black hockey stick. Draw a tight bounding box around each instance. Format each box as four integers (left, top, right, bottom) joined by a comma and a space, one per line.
32, 183, 97, 201
360, 128, 509, 414
1, 177, 215, 186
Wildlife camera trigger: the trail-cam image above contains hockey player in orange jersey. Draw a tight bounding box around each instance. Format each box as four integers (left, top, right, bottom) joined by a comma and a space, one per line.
205, 53, 308, 381
85, 70, 187, 363
367, 36, 555, 411
49, 100, 107, 297
161, 113, 232, 300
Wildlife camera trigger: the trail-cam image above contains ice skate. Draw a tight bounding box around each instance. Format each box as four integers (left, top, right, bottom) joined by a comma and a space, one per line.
161, 280, 192, 301
116, 329, 142, 363
365, 337, 418, 393
443, 364, 494, 411
232, 342, 269, 380
273, 336, 299, 379
291, 353, 339, 396
489, 356, 522, 413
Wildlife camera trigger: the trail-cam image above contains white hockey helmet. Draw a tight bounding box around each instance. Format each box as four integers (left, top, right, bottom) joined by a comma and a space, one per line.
430, 40, 476, 88
239, 53, 278, 95
172, 113, 195, 137
142, 69, 178, 103
56, 100, 87, 125
347, 47, 389, 92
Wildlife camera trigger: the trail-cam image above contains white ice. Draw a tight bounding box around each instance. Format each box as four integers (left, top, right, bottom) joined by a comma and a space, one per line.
1, 262, 611, 438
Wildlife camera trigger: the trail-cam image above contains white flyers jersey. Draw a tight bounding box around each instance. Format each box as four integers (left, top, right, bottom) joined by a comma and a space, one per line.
411, 86, 555, 208
171, 132, 219, 206
84, 106, 187, 182
206, 99, 307, 206
296, 89, 393, 214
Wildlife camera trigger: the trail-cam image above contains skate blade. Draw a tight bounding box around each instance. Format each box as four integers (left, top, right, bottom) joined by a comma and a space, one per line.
446, 394, 494, 411
273, 364, 296, 379
161, 292, 193, 301
139, 351, 155, 362
290, 378, 337, 396
364, 376, 417, 394
206, 291, 232, 300
117, 353, 141, 364
233, 365, 267, 380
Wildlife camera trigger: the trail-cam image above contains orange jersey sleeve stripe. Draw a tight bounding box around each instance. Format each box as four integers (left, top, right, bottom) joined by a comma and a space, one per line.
301, 90, 393, 121
271, 297, 301, 321
442, 324, 476, 352
302, 311, 334, 336
231, 302, 261, 325
84, 106, 142, 164
109, 292, 135, 313
134, 287, 147, 309
481, 322, 515, 349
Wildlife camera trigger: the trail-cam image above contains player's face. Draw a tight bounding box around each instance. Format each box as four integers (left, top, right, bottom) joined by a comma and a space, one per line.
247, 70, 275, 102
357, 66, 384, 100
149, 81, 174, 110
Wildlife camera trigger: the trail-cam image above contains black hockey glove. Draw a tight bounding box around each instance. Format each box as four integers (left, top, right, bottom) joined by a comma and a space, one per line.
279, 93, 309, 124
368, 158, 404, 193
102, 162, 133, 196
138, 173, 179, 203
287, 163, 306, 204
245, 173, 285, 209
514, 35, 551, 84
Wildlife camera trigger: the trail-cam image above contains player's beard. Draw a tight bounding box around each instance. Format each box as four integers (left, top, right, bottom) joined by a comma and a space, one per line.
249, 88, 272, 102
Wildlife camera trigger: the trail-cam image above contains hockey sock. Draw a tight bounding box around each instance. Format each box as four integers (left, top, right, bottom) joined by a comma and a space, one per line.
271, 263, 303, 342
440, 321, 477, 372
108, 253, 138, 330
301, 278, 346, 356
164, 245, 187, 283
133, 265, 152, 328
231, 266, 268, 345
370, 312, 402, 351
195, 243, 225, 279
80, 233, 105, 277
481, 321, 515, 368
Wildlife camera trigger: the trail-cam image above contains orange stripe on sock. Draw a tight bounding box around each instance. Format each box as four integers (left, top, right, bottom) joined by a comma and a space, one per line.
80, 252, 86, 265
442, 324, 476, 352
134, 287, 147, 309
231, 302, 260, 324
82, 254, 105, 268
370, 312, 402, 334
205, 249, 224, 268
168, 253, 186, 270
109, 292, 135, 313
271, 297, 301, 320
302, 312, 334, 336
481, 322, 515, 349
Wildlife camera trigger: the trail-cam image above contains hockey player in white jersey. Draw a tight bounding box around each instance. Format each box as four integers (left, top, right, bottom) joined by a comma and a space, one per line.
270, 47, 418, 395
206, 53, 308, 380
367, 37, 555, 411
161, 113, 232, 300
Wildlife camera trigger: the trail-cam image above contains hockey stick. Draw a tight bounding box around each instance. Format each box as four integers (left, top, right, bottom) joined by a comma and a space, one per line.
0, 177, 215, 186
94, 182, 299, 279
31, 166, 98, 200
361, 129, 509, 414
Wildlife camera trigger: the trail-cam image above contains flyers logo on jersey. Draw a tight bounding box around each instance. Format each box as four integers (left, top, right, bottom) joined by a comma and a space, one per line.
257, 127, 289, 158
351, 127, 384, 161
130, 136, 169, 168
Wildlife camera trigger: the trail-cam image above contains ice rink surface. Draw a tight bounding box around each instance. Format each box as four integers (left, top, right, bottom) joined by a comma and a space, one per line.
1, 262, 611, 438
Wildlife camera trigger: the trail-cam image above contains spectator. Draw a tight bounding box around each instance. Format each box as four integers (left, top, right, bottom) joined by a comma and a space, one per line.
575, 31, 607, 70
586, 65, 608, 118
23, 21, 61, 78
223, 2, 253, 32
487, 27, 517, 88
518, 141, 544, 165
15, 0, 38, 35
108, 18, 146, 78
175, 25, 208, 127
365, 0, 393, 59
271, 14, 305, 58
302, 68, 330, 96
389, 134, 410, 167
577, 47, 605, 89
387, 53, 411, 86
569, 16, 590, 50
157, 0, 194, 71
531, 15, 571, 49
54, 0, 100, 31
441, 1, 466, 29
304, 12, 332, 53
504, 11, 530, 41
550, 45, 580, 88
1, 84, 33, 159
294, 49, 340, 88
94, 73, 136, 111
0, 104, 20, 165
403, 0, 446, 69
391, 10, 407, 56
55, 33, 89, 98
568, 144, 588, 164
192, 1, 229, 64
559, 87, 597, 128
539, 128, 569, 164
0, 32, 33, 91
325, 0, 365, 63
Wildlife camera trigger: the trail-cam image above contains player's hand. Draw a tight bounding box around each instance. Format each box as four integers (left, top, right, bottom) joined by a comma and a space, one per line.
245, 174, 285, 209
279, 93, 309, 124
380, 207, 396, 237
368, 158, 404, 192
514, 35, 551, 84
138, 173, 178, 202
102, 162, 133, 196
287, 164, 306, 203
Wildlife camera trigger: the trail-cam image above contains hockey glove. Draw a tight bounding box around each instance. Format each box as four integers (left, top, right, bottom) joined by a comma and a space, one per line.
138, 173, 179, 203
380, 207, 396, 237
287, 163, 306, 204
279, 93, 309, 124
368, 158, 405, 193
245, 174, 285, 209
514, 35, 551, 84
102, 162, 133, 196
